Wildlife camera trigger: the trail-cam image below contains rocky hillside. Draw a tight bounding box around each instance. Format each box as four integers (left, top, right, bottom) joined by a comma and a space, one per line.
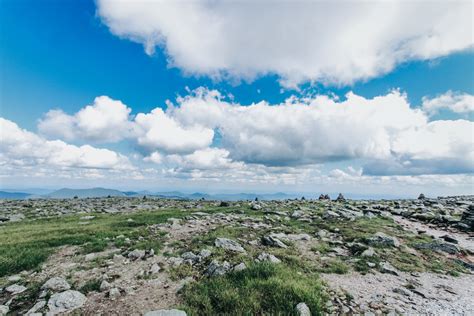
0, 195, 473, 315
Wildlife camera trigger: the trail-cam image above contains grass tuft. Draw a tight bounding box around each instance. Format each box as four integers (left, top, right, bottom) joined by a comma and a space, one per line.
181, 262, 326, 315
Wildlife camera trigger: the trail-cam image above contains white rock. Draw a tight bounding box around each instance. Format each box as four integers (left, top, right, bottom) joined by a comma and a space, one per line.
256, 252, 281, 264
7, 275, 21, 282
128, 249, 146, 260
6, 284, 27, 294
215, 238, 246, 253
26, 300, 46, 315
108, 288, 121, 300
0, 305, 9, 316
47, 290, 86, 315
42, 277, 71, 292
100, 280, 111, 292
295, 302, 311, 316
361, 247, 375, 257
149, 263, 161, 274
233, 262, 247, 272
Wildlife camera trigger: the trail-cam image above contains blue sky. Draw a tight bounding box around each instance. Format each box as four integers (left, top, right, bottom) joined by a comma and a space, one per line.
1, 0, 473, 197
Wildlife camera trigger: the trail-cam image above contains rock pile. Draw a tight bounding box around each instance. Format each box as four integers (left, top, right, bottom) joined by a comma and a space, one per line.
459, 204, 474, 232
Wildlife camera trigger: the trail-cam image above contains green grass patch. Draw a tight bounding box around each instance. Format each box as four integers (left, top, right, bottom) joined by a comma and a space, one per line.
0, 208, 190, 277
318, 258, 349, 274
169, 264, 196, 281
181, 262, 326, 315
79, 279, 102, 293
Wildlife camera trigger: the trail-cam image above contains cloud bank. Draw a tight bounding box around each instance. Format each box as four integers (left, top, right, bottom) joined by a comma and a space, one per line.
1, 118, 132, 170
35, 89, 474, 178
97, 0, 473, 87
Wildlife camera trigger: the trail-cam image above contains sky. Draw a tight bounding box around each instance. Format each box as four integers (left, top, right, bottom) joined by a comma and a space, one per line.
0, 0, 473, 198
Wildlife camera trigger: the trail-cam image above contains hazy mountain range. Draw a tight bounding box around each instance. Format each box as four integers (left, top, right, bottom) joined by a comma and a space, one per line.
0, 187, 300, 201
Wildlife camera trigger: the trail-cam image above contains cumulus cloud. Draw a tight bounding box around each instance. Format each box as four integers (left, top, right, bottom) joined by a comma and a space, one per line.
38, 96, 133, 142
1, 117, 133, 170
35, 88, 473, 177
422, 91, 474, 115
96, 0, 473, 87
171, 89, 430, 166
134, 108, 214, 154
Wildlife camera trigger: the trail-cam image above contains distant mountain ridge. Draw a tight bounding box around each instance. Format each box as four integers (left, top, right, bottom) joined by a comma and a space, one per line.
0, 187, 410, 200
45, 187, 126, 199
0, 191, 32, 199
0, 187, 298, 200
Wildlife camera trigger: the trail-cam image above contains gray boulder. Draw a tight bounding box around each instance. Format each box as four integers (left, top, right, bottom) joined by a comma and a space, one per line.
256, 252, 281, 264
414, 241, 460, 254
47, 290, 86, 315
128, 249, 146, 260
215, 238, 246, 253
367, 232, 400, 248
42, 277, 71, 292
0, 305, 8, 316
205, 260, 231, 277
6, 284, 27, 294
380, 262, 398, 275
261, 235, 287, 248
233, 262, 247, 272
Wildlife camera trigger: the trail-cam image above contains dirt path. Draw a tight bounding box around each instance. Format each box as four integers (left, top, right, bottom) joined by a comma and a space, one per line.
322, 271, 474, 315
393, 216, 474, 253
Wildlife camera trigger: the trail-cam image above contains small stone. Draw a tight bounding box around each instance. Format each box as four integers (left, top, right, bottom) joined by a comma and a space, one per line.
367, 262, 376, 268
233, 262, 247, 272
380, 261, 398, 275
128, 249, 146, 260
367, 232, 400, 248
250, 203, 262, 210
149, 263, 161, 274
256, 252, 281, 264
205, 260, 230, 277
80, 216, 95, 220
441, 235, 458, 244
6, 284, 27, 294
7, 275, 21, 282
85, 253, 96, 261
295, 302, 311, 316
361, 247, 375, 257
108, 288, 121, 299
199, 249, 212, 258
42, 277, 71, 292
215, 238, 246, 253
261, 235, 287, 248
100, 280, 111, 292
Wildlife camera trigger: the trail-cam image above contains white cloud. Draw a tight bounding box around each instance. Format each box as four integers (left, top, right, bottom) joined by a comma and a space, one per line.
134, 108, 214, 154
422, 91, 474, 115
1, 117, 133, 171
38, 96, 133, 142
97, 0, 473, 87
170, 89, 425, 165
34, 88, 474, 177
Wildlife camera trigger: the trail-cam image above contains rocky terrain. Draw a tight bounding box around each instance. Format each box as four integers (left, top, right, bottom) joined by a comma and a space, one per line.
0, 195, 473, 315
